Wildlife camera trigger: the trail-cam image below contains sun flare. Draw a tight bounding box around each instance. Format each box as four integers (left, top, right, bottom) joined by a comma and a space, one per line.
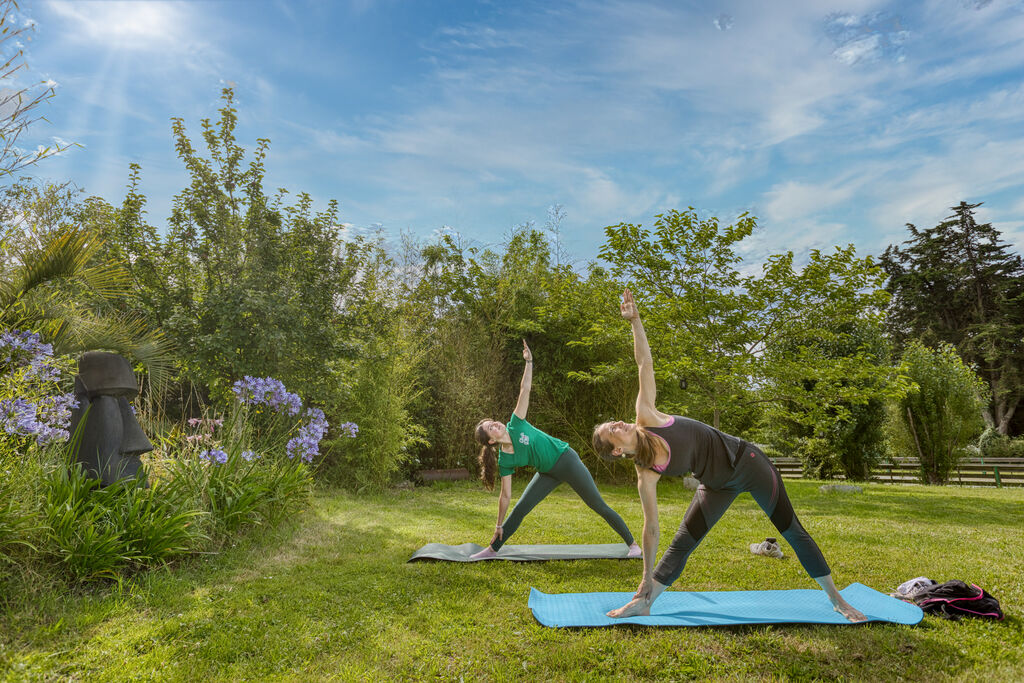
48, 0, 181, 49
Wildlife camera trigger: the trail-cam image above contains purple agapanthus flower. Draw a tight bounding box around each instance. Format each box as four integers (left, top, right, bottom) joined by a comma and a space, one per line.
231, 376, 302, 416
1, 329, 60, 382
1, 330, 77, 446
338, 421, 359, 438
0, 392, 78, 445
285, 407, 331, 463
200, 448, 229, 465
240, 450, 257, 462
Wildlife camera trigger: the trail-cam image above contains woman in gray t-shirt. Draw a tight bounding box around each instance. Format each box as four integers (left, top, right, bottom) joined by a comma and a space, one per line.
591, 289, 865, 622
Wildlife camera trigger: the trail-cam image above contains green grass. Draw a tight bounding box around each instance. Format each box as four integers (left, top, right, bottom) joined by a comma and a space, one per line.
2, 479, 1022, 681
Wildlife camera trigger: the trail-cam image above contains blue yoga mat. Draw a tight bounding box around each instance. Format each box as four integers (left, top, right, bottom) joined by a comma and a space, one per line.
528, 582, 923, 627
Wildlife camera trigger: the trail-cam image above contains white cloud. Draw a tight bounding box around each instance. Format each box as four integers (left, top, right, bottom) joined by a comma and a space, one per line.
824, 10, 909, 65
762, 181, 856, 224
879, 83, 1024, 145
833, 34, 883, 64
435, 24, 524, 51
867, 135, 1024, 235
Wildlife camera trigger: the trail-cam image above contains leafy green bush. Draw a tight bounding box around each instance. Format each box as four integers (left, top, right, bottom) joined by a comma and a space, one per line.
757, 317, 901, 481
164, 447, 311, 538
978, 428, 1024, 459
42, 461, 206, 580
322, 335, 426, 491
887, 342, 987, 484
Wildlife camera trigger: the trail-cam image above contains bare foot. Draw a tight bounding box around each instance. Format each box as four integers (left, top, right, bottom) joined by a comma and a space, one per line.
834, 600, 867, 623
470, 546, 498, 560
626, 543, 642, 559
607, 597, 650, 618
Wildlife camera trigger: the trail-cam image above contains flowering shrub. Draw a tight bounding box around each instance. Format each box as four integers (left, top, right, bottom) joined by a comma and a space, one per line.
168, 376, 356, 537
0, 329, 77, 449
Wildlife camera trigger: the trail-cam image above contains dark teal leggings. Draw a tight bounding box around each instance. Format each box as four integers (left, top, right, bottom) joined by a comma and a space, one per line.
491, 448, 634, 550
652, 445, 831, 586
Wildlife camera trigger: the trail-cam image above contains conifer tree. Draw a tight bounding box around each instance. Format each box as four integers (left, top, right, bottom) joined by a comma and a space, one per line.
882, 202, 1024, 434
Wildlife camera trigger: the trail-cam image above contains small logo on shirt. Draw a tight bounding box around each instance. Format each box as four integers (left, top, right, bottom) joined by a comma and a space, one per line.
519, 433, 530, 445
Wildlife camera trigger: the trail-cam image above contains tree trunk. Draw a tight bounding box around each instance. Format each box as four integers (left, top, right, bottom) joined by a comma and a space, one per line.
997, 395, 1019, 436
906, 406, 935, 484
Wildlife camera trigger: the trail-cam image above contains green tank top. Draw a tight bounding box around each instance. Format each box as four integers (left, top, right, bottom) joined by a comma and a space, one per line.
497, 414, 569, 477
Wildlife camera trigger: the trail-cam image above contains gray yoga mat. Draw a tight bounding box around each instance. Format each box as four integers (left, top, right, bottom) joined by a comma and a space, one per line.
408, 542, 637, 562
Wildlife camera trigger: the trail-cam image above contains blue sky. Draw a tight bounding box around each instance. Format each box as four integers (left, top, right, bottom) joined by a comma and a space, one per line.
15, 0, 1024, 264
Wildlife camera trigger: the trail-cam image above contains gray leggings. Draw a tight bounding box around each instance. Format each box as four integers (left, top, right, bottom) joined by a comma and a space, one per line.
491, 448, 635, 550
653, 445, 831, 586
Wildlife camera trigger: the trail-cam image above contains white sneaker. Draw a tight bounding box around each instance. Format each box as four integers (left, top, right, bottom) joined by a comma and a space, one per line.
749, 537, 784, 559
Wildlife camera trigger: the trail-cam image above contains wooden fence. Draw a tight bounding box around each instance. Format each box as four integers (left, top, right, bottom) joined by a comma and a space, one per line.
769, 457, 1024, 488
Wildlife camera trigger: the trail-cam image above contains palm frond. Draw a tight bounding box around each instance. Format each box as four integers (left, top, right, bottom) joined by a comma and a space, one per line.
55, 312, 177, 392
0, 227, 129, 311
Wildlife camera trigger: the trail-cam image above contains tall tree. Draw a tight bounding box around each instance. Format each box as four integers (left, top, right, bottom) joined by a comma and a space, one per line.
592, 208, 896, 440
81, 89, 369, 415
882, 202, 1024, 434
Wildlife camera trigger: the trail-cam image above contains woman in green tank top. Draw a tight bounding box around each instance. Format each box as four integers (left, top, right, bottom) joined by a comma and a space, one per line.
469, 340, 640, 560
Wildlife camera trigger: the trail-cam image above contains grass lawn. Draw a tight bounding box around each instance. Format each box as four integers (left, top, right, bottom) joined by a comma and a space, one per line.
2, 478, 1022, 681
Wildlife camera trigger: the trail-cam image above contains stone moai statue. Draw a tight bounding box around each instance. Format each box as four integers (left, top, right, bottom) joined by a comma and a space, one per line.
67, 352, 153, 486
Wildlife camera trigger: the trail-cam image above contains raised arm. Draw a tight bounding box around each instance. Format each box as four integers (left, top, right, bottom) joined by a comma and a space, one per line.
620, 289, 665, 425
512, 340, 533, 420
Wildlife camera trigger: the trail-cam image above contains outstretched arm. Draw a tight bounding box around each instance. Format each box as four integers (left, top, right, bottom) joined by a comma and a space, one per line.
815, 574, 867, 623
608, 466, 667, 617
493, 475, 513, 542
473, 474, 513, 557
636, 465, 660, 591
620, 289, 667, 426
512, 340, 533, 419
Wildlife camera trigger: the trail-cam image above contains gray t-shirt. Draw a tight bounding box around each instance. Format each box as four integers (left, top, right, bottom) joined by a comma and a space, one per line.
645, 416, 743, 489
